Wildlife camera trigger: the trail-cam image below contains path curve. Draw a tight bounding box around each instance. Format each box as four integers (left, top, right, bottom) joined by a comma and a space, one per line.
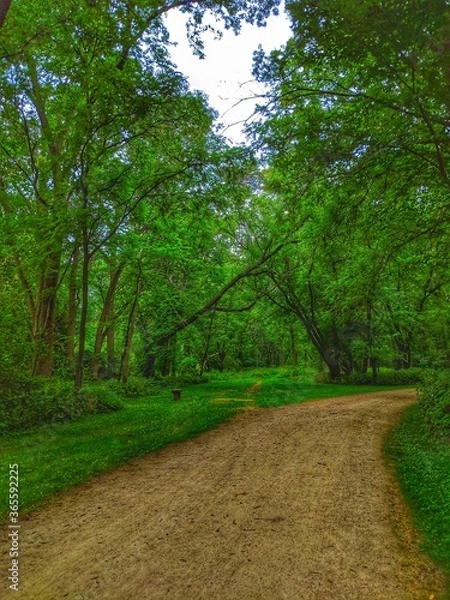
2, 390, 444, 599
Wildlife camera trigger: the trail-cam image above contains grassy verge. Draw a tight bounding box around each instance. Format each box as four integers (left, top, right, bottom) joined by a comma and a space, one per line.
385, 404, 450, 591
253, 376, 401, 408
0, 372, 401, 522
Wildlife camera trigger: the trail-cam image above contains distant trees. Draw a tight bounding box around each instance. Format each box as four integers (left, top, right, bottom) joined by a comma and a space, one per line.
2, 0, 450, 386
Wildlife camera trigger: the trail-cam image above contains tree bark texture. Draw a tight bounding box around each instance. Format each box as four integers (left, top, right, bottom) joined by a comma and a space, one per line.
32, 251, 62, 377
120, 276, 142, 384
91, 264, 124, 380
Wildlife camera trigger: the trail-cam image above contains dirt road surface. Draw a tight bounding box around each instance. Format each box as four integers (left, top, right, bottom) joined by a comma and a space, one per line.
1, 390, 444, 599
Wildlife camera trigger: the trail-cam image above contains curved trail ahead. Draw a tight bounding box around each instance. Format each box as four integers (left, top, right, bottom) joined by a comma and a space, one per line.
2, 390, 444, 599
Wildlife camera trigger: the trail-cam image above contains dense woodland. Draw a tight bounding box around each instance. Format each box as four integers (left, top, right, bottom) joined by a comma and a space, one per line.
1, 0, 450, 393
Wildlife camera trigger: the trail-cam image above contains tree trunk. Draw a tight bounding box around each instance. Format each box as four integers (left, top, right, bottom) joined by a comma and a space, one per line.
119, 275, 142, 384
370, 357, 378, 383
142, 353, 156, 378
326, 360, 341, 380
160, 336, 177, 376
28, 56, 65, 378
218, 349, 226, 372
66, 245, 80, 374
279, 335, 286, 367
91, 264, 123, 380
199, 313, 215, 376
394, 337, 412, 370
106, 323, 116, 379
301, 318, 341, 380
0, 0, 12, 29
289, 325, 299, 367
32, 251, 62, 377
75, 225, 90, 389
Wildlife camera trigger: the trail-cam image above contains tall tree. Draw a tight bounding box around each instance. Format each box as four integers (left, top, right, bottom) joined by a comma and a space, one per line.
0, 0, 281, 383
245, 0, 450, 376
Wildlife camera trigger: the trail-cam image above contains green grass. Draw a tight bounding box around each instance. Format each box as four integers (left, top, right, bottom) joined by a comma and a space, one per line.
253, 377, 398, 408
385, 405, 450, 591
0, 371, 404, 522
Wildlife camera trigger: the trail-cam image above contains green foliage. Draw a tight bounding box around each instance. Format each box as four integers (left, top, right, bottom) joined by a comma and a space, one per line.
418, 371, 450, 438
248, 0, 450, 382
0, 378, 123, 432
77, 384, 124, 414
0, 372, 213, 433
386, 405, 450, 580
178, 356, 200, 376
104, 377, 164, 399
342, 368, 427, 387
156, 373, 209, 386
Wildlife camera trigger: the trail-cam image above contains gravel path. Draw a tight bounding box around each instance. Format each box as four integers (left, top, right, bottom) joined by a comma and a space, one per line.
1, 389, 444, 599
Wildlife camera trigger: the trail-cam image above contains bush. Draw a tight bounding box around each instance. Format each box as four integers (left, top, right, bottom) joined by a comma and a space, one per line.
0, 373, 211, 432
342, 367, 427, 386
178, 356, 199, 376
105, 375, 208, 399
313, 371, 335, 384
0, 377, 124, 432
158, 373, 209, 387
76, 384, 124, 414
418, 370, 450, 437
105, 377, 164, 399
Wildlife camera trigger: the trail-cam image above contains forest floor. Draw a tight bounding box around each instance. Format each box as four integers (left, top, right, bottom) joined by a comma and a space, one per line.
2, 389, 445, 599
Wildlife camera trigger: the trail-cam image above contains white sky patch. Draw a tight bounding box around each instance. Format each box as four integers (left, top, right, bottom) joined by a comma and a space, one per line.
164, 4, 291, 145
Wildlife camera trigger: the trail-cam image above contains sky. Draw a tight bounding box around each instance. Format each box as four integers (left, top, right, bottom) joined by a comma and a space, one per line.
164, 4, 292, 145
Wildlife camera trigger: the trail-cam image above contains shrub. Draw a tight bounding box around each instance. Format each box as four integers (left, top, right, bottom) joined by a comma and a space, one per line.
0, 377, 124, 432
418, 370, 450, 437
178, 356, 199, 376
159, 373, 208, 387
76, 384, 124, 414
107, 377, 164, 399
342, 367, 427, 386
313, 371, 335, 384
0, 373, 210, 432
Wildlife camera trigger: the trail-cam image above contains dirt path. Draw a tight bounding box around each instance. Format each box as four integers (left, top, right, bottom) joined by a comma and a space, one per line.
2, 390, 444, 599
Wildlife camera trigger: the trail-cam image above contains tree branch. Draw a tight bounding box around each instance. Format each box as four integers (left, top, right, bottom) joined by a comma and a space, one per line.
0, 0, 12, 29
155, 239, 299, 347
116, 0, 203, 70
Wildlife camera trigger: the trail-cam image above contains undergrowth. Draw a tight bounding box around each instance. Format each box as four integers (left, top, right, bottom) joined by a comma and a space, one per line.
0, 377, 123, 432
341, 367, 427, 386
386, 405, 450, 590
386, 370, 450, 593
0, 374, 209, 432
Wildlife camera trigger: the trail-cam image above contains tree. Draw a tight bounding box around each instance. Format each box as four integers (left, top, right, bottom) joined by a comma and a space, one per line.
0, 0, 282, 385
244, 0, 450, 376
